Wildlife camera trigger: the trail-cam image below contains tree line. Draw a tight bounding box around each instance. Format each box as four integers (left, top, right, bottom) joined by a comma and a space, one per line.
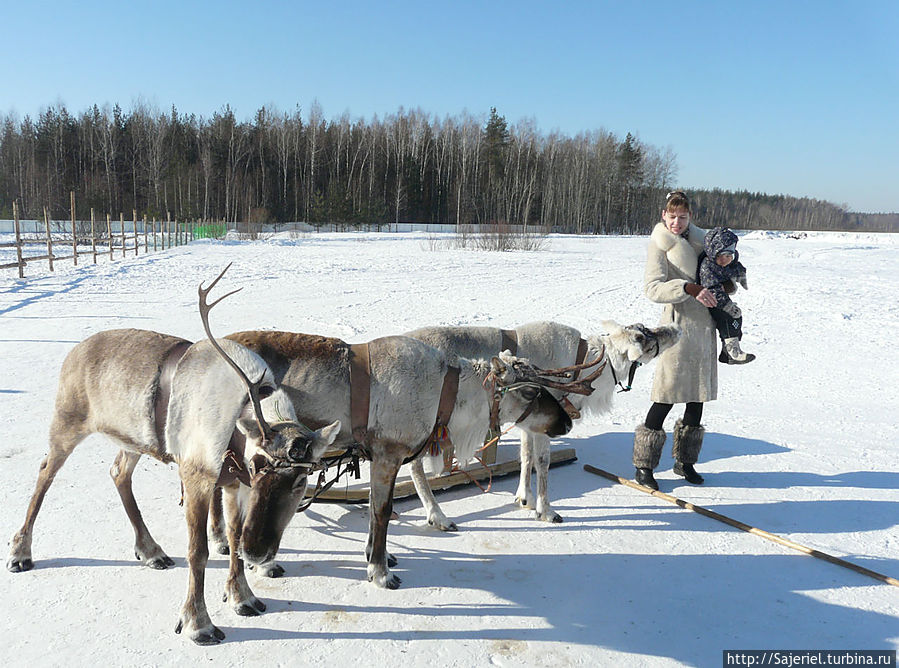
0, 102, 891, 233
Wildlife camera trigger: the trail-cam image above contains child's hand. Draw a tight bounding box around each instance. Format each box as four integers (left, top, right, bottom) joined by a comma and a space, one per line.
722, 301, 742, 318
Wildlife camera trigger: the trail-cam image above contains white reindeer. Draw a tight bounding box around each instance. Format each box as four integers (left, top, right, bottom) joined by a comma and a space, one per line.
224, 329, 576, 589
405, 320, 680, 523
6, 269, 340, 645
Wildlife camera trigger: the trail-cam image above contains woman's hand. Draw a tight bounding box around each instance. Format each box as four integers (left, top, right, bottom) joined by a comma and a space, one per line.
684, 283, 718, 307
696, 287, 717, 307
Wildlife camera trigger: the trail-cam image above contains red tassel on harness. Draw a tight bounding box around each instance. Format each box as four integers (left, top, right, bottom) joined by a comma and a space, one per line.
426, 424, 450, 456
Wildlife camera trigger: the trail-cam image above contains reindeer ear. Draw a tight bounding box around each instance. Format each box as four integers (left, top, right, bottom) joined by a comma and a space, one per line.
236, 417, 262, 439
491, 356, 509, 375
653, 324, 682, 351
601, 319, 624, 336
308, 420, 341, 462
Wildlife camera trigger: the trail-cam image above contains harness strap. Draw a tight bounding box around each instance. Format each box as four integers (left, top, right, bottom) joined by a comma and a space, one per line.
216, 401, 258, 487
349, 343, 371, 445
153, 339, 192, 450
559, 338, 590, 419
434, 365, 460, 471
500, 329, 518, 356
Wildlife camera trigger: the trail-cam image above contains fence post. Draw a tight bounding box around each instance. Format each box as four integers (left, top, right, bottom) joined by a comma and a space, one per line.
133, 209, 138, 256
44, 207, 54, 272
143, 214, 148, 252
107, 213, 113, 260
152, 218, 157, 252
119, 213, 125, 258
71, 191, 78, 267
91, 208, 97, 264
166, 211, 171, 250
13, 200, 24, 278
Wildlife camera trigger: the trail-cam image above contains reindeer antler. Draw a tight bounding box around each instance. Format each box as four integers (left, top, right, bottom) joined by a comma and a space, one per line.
198, 263, 275, 443
514, 347, 608, 396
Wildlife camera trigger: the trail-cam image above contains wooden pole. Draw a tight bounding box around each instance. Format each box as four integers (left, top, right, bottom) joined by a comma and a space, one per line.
91, 208, 97, 263
43, 207, 54, 272
106, 213, 113, 260
143, 214, 148, 252
71, 191, 77, 267
582, 464, 899, 588
166, 211, 171, 250
152, 218, 157, 252
119, 213, 126, 258
133, 209, 138, 256
13, 200, 24, 278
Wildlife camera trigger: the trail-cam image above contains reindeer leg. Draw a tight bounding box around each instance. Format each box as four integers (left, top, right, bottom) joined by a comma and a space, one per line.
514, 430, 535, 509
410, 457, 457, 531
365, 455, 402, 589
221, 485, 266, 617
208, 486, 229, 555
533, 433, 562, 523
174, 472, 225, 645
7, 423, 89, 572
110, 449, 175, 569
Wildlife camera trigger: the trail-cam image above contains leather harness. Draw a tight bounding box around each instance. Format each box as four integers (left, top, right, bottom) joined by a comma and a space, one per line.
350, 341, 461, 467
500, 329, 518, 355
558, 338, 590, 420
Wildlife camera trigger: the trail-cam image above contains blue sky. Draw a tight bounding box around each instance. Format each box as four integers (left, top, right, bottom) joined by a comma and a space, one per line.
3, 1, 897, 213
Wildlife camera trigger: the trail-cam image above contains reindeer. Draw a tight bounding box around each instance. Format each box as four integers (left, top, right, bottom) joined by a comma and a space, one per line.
6, 268, 340, 645
224, 329, 577, 589
405, 320, 680, 523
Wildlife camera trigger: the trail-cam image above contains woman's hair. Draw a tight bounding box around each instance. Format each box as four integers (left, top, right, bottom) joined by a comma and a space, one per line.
665, 190, 691, 213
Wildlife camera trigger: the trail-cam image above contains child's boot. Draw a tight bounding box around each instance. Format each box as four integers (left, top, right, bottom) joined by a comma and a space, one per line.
720, 337, 755, 364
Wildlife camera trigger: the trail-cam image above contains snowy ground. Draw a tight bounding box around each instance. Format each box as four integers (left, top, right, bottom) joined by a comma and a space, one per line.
1, 231, 897, 667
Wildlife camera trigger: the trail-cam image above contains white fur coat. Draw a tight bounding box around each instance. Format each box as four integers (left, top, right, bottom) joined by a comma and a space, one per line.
644, 222, 718, 404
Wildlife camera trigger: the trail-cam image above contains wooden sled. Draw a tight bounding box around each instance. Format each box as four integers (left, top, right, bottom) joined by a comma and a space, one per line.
307, 440, 578, 503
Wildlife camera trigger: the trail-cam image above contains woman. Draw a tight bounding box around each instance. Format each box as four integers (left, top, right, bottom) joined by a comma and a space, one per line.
633, 190, 718, 490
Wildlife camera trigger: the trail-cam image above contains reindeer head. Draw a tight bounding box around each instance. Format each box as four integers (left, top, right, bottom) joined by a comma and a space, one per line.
487, 354, 573, 437
238, 419, 340, 565
601, 319, 680, 364
198, 264, 341, 564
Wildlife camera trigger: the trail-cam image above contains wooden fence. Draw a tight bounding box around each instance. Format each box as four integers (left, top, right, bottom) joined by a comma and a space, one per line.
0, 195, 221, 278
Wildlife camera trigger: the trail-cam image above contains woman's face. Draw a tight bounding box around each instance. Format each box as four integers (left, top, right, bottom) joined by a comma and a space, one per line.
662, 207, 690, 235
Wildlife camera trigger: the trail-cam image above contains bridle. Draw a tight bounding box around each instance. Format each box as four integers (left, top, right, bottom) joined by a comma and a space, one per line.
609, 324, 660, 393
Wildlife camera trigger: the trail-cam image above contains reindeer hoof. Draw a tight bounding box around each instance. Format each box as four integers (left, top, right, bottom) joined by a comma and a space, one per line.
146, 555, 176, 569
387, 553, 398, 568
428, 517, 458, 532
536, 510, 563, 523
7, 557, 34, 573
192, 626, 226, 645
236, 599, 266, 616
251, 562, 284, 578
515, 496, 535, 510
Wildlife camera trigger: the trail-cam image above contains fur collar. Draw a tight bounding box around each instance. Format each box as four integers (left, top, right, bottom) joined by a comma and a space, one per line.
650, 222, 706, 277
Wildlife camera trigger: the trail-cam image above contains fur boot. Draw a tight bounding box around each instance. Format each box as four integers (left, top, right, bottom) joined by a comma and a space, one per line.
672, 419, 705, 484
720, 337, 755, 364
633, 424, 665, 490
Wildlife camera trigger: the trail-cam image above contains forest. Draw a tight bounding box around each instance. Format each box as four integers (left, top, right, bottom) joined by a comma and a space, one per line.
0, 103, 893, 233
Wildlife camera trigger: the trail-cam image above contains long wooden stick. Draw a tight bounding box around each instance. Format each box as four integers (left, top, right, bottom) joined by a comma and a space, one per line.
583, 464, 899, 588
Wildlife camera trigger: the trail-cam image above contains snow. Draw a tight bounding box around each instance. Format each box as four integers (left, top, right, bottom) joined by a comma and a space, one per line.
1, 231, 897, 666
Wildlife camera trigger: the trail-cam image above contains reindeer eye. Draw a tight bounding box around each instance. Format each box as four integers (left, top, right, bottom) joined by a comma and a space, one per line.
518, 386, 538, 401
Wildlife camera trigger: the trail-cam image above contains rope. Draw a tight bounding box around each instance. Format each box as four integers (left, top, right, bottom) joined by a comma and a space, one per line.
583, 464, 899, 588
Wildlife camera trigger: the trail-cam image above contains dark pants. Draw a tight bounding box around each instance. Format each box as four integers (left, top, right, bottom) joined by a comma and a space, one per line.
708, 306, 742, 341
645, 401, 703, 431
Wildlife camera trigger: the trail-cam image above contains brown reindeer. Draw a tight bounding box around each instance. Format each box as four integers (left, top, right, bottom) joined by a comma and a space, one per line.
225, 329, 575, 589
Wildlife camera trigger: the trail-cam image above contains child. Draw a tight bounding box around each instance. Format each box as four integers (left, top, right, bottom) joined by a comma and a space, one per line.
698, 227, 756, 364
